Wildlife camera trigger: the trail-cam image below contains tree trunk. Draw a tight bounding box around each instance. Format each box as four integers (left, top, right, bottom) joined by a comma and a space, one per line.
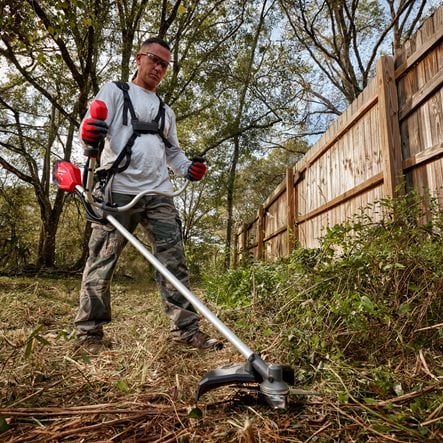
223, 0, 268, 268
37, 214, 58, 268
224, 135, 240, 269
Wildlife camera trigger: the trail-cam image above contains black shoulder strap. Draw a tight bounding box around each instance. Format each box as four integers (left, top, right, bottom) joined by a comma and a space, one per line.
113, 81, 137, 126
100, 81, 137, 175
107, 82, 172, 177
154, 95, 166, 134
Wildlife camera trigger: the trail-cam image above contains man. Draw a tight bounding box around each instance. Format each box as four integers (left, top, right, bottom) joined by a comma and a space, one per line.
75, 36, 222, 351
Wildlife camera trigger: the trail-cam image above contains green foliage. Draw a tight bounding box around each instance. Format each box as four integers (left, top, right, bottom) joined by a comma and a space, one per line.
0, 417, 9, 435
204, 259, 289, 308
204, 191, 442, 377
24, 324, 50, 359
200, 193, 442, 440
234, 143, 309, 223
0, 186, 39, 271
187, 407, 203, 420
54, 196, 86, 268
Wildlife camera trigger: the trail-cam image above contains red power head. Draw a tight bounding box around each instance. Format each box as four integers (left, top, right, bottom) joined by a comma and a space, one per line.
52, 161, 82, 193
90, 100, 108, 120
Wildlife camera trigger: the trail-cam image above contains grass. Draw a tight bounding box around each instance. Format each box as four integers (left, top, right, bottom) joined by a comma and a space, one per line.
0, 274, 441, 442
0, 275, 308, 442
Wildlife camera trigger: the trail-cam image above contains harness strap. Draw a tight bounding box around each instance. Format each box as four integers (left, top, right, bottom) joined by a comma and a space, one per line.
115, 81, 135, 125
155, 96, 166, 134
92, 82, 174, 214
113, 80, 171, 147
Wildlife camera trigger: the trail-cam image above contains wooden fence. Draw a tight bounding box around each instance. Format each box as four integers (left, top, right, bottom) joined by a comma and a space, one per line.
234, 6, 443, 263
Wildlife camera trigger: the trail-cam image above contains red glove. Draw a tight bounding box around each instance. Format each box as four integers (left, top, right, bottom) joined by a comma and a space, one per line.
187, 156, 207, 181
81, 118, 108, 145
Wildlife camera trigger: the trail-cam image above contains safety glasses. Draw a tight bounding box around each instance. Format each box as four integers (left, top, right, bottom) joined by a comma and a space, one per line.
139, 52, 170, 70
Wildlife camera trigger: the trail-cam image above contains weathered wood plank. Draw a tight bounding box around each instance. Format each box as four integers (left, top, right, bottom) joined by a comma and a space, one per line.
377, 56, 404, 197
403, 142, 443, 169
296, 173, 384, 224
399, 62, 443, 121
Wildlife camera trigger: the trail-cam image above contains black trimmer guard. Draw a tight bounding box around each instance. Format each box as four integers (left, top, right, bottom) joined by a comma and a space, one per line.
197, 362, 261, 398
197, 357, 295, 409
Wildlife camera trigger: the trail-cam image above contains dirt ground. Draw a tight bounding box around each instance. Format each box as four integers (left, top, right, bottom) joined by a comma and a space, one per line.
0, 276, 441, 442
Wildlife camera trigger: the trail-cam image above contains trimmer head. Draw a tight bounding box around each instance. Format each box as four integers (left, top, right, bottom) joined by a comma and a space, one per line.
197, 358, 295, 409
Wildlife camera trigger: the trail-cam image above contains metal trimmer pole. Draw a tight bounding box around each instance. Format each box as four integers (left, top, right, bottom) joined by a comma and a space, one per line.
85, 158, 97, 202
106, 214, 255, 360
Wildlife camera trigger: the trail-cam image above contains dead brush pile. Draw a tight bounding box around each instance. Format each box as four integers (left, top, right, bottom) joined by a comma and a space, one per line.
1, 193, 442, 442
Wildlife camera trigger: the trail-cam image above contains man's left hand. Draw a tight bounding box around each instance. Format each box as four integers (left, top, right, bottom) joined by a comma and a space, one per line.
187, 156, 207, 181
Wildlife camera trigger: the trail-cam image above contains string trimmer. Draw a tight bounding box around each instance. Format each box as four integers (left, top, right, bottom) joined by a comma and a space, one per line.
53, 100, 294, 409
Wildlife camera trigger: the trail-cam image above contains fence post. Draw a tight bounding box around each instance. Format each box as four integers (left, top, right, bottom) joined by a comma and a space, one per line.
233, 227, 239, 267
286, 167, 296, 252
257, 205, 265, 260
377, 55, 404, 197
240, 223, 248, 263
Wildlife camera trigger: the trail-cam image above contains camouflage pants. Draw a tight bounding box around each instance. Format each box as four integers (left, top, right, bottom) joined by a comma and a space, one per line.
74, 193, 200, 339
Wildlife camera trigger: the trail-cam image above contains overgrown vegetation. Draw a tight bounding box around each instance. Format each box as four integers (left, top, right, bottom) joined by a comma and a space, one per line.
0, 193, 442, 441
203, 192, 443, 440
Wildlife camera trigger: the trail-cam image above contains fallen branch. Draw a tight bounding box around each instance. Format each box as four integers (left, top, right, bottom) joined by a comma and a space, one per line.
372, 380, 443, 408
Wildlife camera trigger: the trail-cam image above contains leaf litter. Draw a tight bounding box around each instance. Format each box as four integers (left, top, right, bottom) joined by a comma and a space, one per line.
0, 276, 442, 442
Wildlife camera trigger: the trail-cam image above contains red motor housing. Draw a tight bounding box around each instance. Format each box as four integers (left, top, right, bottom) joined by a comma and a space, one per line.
53, 161, 82, 193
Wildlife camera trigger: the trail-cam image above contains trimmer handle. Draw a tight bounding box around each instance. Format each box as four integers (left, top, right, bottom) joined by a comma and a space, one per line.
83, 100, 108, 157
90, 100, 108, 120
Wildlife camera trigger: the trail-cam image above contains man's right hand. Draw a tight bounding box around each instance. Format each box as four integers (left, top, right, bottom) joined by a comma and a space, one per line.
81, 118, 108, 145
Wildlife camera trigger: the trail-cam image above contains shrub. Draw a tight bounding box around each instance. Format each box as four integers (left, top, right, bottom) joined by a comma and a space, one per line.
204, 192, 443, 370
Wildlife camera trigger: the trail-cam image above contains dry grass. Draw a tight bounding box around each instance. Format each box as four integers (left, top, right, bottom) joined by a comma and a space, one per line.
0, 276, 442, 442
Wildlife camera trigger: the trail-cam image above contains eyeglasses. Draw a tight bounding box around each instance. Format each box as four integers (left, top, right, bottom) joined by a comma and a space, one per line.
139, 52, 170, 70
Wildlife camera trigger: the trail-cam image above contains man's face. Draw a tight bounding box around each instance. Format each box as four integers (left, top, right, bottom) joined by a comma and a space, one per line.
134, 43, 171, 91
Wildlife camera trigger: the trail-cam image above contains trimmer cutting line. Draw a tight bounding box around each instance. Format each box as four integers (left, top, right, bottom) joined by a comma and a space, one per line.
53, 100, 295, 409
